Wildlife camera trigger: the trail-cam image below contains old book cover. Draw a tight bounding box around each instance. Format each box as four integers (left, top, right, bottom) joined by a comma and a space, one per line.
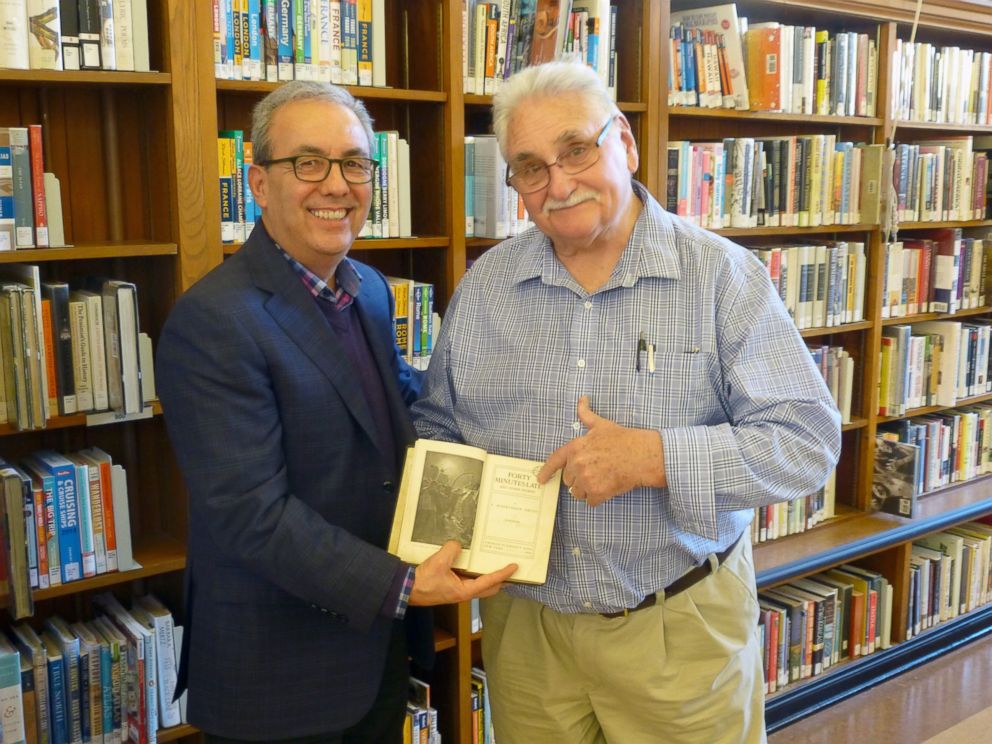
389, 439, 561, 584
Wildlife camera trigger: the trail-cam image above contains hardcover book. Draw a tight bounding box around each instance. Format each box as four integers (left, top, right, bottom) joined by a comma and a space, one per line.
871, 436, 920, 517
388, 439, 561, 584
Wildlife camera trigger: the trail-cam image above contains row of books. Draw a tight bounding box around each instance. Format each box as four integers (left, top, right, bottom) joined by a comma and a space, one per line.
809, 344, 856, 425
387, 277, 436, 371
212, 0, 386, 85
879, 320, 992, 417
1, 448, 135, 618
890, 136, 989, 224
406, 677, 440, 744
875, 404, 992, 514
750, 242, 867, 331
758, 564, 894, 693
1, 125, 68, 251
907, 524, 992, 637
463, 0, 616, 98
5, 593, 184, 744
0, 0, 151, 72
743, 24, 876, 117
751, 471, 835, 545
665, 138, 884, 231
881, 233, 987, 320
464, 135, 533, 240
891, 40, 992, 127
668, 5, 878, 117
219, 129, 412, 244
0, 267, 152, 431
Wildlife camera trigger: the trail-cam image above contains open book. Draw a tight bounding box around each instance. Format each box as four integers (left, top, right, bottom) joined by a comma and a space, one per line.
388, 439, 562, 584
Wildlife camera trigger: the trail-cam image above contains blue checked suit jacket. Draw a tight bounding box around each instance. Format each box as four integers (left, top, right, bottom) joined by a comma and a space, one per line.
156, 222, 429, 739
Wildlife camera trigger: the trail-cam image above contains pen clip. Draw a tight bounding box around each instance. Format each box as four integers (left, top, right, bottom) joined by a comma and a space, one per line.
636, 331, 646, 371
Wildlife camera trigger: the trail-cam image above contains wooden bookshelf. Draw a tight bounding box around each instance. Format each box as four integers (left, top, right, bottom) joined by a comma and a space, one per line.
663, 1, 992, 730
0, 1, 204, 742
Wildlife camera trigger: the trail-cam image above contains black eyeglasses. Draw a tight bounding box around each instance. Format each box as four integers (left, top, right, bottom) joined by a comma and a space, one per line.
505, 117, 615, 194
258, 154, 379, 184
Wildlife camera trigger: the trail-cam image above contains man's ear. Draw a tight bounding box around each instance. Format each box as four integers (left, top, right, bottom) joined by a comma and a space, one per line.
616, 114, 640, 174
248, 163, 268, 209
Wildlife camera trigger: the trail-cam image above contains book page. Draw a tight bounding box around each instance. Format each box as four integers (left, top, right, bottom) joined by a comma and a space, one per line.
394, 439, 489, 568
468, 454, 561, 584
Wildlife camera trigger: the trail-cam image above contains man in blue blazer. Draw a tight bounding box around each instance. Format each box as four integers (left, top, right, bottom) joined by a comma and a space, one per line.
156, 81, 516, 743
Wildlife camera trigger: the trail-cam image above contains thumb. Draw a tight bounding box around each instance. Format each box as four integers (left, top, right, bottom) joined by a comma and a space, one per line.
437, 540, 463, 565
577, 395, 604, 427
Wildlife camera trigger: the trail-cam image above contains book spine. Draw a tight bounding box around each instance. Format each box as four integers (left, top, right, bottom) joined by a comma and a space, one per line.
68, 300, 93, 413
27, 125, 49, 247
9, 128, 34, 248
356, 0, 372, 85
77, 0, 103, 69
98, 0, 116, 70
72, 461, 96, 578
112, 0, 135, 71
0, 129, 15, 251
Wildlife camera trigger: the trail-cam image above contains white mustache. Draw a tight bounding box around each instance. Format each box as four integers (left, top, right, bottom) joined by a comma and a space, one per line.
542, 189, 600, 215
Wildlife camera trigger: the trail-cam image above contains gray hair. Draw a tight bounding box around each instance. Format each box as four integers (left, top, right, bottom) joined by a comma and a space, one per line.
492, 61, 620, 156
251, 80, 376, 163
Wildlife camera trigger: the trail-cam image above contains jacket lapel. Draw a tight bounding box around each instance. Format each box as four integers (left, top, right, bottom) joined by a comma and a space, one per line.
355, 295, 417, 459
243, 227, 382, 453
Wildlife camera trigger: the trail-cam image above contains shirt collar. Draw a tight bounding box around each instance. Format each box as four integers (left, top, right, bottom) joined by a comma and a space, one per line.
505, 180, 682, 290
274, 243, 362, 308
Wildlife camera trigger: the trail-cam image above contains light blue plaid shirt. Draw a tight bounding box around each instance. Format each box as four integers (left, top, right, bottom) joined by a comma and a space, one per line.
413, 181, 841, 613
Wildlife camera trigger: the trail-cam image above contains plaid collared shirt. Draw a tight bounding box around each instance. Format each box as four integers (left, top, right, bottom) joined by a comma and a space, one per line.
413, 181, 841, 614
275, 243, 362, 309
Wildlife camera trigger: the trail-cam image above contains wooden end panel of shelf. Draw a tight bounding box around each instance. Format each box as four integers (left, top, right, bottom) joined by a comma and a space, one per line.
33, 533, 186, 601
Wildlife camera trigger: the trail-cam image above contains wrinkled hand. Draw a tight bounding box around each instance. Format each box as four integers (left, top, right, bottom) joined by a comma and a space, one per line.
409, 541, 518, 606
537, 396, 667, 507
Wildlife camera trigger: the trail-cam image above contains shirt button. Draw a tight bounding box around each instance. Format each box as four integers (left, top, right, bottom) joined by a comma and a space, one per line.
382, 481, 394, 493
577, 359, 586, 368
572, 547, 581, 556
572, 421, 580, 431
584, 301, 592, 310
584, 602, 593, 608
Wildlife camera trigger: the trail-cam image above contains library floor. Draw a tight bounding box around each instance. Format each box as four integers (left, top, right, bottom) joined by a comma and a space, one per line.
767, 631, 992, 743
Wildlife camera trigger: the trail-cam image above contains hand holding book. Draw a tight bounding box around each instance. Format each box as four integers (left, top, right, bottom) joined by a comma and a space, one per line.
408, 540, 518, 606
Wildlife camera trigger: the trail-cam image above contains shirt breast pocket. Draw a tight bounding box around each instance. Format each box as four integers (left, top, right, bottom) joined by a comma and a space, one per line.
632, 349, 723, 428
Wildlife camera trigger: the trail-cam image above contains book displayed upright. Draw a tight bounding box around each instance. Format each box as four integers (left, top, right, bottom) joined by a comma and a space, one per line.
389, 439, 561, 584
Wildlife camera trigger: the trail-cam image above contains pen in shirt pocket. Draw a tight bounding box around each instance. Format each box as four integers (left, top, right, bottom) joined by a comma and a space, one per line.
636, 332, 657, 374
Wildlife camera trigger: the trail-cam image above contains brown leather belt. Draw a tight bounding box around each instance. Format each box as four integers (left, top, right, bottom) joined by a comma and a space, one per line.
599, 534, 743, 619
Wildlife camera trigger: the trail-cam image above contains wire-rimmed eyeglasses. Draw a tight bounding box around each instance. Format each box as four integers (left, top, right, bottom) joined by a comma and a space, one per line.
505, 117, 615, 194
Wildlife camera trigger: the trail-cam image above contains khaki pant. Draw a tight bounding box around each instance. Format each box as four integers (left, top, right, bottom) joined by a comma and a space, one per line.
480, 537, 767, 744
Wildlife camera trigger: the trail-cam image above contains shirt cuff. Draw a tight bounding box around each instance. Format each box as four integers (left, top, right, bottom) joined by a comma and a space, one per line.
390, 564, 416, 619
